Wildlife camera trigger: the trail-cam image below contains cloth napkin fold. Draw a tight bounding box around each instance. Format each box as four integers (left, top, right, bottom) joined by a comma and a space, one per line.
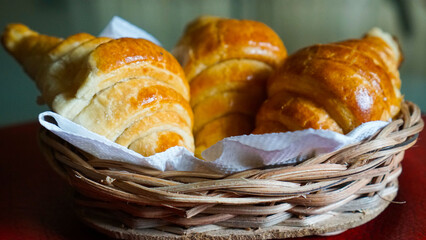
99, 16, 162, 46
39, 111, 388, 174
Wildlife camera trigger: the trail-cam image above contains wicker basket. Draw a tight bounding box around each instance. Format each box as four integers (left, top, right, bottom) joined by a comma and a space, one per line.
38, 101, 424, 239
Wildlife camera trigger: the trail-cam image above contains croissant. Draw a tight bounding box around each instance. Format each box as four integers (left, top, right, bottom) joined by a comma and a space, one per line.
254, 28, 403, 135
173, 16, 287, 157
2, 23, 194, 156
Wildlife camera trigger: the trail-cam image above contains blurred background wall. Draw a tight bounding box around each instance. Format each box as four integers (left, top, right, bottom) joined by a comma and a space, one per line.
1, 0, 425, 127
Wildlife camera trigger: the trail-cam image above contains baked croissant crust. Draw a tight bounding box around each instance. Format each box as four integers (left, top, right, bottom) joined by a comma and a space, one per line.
173, 16, 287, 157
254, 28, 403, 135
2, 23, 194, 156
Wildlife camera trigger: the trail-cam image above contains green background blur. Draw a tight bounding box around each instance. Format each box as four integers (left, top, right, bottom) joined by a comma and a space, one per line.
1, 0, 425, 127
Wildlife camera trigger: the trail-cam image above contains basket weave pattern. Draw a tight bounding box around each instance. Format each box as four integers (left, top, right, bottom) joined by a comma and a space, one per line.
38, 101, 424, 236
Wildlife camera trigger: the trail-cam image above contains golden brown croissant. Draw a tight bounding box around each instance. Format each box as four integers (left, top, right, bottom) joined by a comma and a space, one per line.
173, 16, 287, 157
254, 28, 403, 135
2, 23, 194, 156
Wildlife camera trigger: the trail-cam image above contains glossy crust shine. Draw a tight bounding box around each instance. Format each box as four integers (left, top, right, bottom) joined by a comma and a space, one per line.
254, 29, 403, 134
2, 23, 194, 156
173, 16, 286, 81
173, 16, 287, 157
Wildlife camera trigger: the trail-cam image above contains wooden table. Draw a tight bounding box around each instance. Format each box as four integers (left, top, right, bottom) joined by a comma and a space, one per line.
0, 119, 425, 240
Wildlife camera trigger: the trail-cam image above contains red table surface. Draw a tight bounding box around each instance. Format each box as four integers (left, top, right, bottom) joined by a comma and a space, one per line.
0, 119, 424, 240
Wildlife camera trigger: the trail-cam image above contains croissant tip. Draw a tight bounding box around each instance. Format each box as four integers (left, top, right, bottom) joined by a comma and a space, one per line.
366, 27, 402, 65
2, 23, 35, 53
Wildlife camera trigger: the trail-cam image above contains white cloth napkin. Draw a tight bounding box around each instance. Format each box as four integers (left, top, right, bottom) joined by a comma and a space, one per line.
39, 111, 388, 174
38, 17, 390, 174
98, 16, 162, 46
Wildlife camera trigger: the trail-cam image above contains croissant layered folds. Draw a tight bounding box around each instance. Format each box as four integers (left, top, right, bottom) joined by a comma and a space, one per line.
3, 21, 404, 159
254, 28, 403, 135
2, 23, 194, 156
173, 16, 287, 157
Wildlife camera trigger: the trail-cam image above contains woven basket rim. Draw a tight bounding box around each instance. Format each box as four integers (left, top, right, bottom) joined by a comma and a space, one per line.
39, 101, 423, 174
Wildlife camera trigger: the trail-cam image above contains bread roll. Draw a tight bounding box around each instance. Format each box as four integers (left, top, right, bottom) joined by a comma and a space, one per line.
2, 23, 194, 156
173, 16, 287, 157
254, 28, 403, 134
